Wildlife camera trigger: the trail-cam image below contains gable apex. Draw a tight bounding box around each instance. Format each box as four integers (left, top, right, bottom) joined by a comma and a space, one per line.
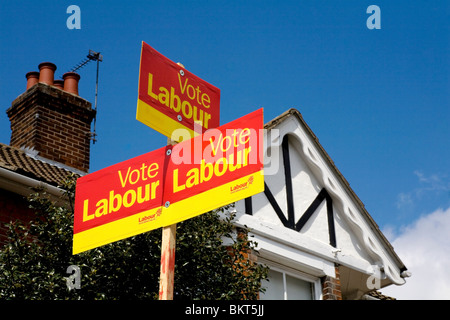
265, 108, 403, 267
235, 108, 407, 292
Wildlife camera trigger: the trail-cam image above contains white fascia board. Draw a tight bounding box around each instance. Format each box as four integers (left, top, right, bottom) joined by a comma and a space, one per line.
235, 213, 375, 278
253, 233, 337, 278
0, 167, 64, 202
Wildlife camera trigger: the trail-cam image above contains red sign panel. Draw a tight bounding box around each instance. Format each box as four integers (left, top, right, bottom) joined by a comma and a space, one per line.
137, 42, 221, 140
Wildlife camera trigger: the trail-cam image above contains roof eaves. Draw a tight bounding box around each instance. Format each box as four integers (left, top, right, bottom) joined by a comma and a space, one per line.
0, 143, 80, 187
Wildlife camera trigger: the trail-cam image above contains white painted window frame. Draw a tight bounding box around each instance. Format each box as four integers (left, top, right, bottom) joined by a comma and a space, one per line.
259, 258, 322, 300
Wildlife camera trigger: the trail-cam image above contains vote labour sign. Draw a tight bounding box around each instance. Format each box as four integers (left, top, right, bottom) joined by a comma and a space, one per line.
136, 42, 221, 141
73, 109, 264, 254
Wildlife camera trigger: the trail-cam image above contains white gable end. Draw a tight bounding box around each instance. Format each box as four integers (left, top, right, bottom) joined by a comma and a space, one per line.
234, 109, 407, 298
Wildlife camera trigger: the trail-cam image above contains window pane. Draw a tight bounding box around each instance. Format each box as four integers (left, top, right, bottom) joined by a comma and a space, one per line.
260, 269, 284, 300
286, 274, 313, 300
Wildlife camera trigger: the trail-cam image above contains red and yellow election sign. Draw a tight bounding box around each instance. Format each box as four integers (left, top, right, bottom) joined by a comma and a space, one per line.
136, 42, 221, 141
72, 147, 167, 254
73, 109, 264, 254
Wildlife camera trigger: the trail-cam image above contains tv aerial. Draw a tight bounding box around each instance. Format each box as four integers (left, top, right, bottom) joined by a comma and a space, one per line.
67, 50, 103, 144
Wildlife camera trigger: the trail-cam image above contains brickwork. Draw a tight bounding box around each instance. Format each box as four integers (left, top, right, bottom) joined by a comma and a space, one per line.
7, 83, 95, 172
0, 189, 34, 246
322, 265, 342, 300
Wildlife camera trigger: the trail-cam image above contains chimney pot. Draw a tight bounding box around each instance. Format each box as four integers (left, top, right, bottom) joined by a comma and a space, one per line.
25, 71, 40, 90
38, 62, 57, 85
63, 72, 81, 95
53, 79, 64, 90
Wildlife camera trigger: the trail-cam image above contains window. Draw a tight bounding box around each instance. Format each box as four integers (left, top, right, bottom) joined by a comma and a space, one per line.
260, 268, 315, 300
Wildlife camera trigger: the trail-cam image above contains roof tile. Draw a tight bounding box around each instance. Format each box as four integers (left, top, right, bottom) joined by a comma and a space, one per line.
0, 142, 80, 186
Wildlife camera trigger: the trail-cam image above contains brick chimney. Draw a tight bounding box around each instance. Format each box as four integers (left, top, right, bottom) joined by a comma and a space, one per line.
6, 62, 96, 173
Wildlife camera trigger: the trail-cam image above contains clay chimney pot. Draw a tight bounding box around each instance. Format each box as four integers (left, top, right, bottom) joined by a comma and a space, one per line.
63, 72, 81, 95
53, 79, 64, 90
25, 71, 40, 90
38, 62, 57, 85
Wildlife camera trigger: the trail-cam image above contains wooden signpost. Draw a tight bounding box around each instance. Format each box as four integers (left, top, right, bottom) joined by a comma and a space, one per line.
72, 42, 264, 300
159, 223, 177, 300
160, 136, 178, 300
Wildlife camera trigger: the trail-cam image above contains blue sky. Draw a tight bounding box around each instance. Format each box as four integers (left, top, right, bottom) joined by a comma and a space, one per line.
1, 1, 449, 298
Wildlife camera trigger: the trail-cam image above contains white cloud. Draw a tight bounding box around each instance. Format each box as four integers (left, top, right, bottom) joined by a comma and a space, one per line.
382, 207, 450, 300
396, 171, 449, 210
396, 192, 413, 210
413, 170, 448, 192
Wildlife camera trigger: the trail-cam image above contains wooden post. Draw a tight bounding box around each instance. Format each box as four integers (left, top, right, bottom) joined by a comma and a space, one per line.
159, 62, 185, 300
159, 223, 176, 300
159, 134, 180, 300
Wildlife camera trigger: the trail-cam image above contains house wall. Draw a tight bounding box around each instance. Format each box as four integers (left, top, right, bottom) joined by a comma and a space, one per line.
322, 265, 342, 300
0, 189, 35, 246
234, 111, 406, 299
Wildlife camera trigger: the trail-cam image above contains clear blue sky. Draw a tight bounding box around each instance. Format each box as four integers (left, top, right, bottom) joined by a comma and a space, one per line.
1, 1, 449, 293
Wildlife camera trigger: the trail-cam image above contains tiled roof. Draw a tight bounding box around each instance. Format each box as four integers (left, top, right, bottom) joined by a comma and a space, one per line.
0, 142, 80, 187
367, 290, 396, 300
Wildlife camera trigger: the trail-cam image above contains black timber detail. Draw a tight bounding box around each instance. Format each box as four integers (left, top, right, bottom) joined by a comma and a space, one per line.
262, 135, 337, 247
